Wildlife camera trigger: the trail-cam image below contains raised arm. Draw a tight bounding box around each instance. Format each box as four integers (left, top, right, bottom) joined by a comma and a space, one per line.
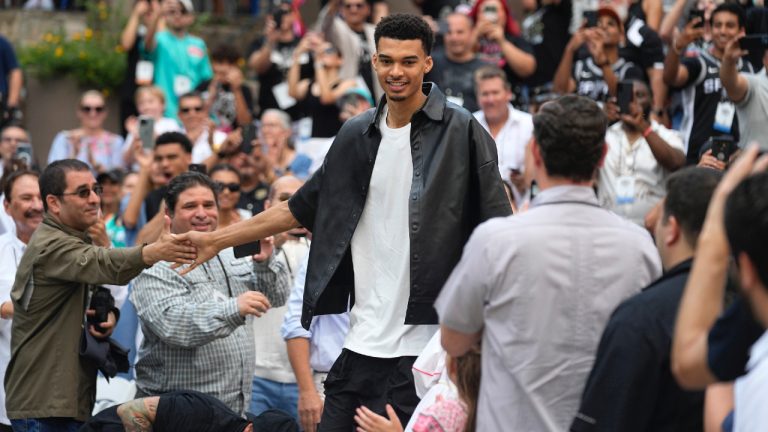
671, 146, 763, 389
720, 35, 750, 104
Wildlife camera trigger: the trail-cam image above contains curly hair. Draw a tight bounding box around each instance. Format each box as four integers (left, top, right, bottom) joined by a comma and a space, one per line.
532, 95, 607, 182
374, 13, 434, 55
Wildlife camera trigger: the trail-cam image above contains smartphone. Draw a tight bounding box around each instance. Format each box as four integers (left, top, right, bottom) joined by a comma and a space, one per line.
233, 240, 261, 258
14, 143, 33, 167
138, 116, 155, 150
482, 4, 499, 23
739, 34, 768, 53
617, 81, 634, 115
688, 9, 705, 29
583, 10, 598, 28
241, 123, 256, 154
711, 136, 734, 163
188, 163, 207, 174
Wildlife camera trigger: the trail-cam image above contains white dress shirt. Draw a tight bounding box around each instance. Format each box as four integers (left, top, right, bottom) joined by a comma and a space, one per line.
0, 232, 25, 425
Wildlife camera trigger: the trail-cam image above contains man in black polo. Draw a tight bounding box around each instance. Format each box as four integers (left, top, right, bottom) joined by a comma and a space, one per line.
571, 167, 722, 431
177, 13, 510, 430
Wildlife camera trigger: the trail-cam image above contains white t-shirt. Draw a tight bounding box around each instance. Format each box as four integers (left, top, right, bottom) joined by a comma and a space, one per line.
735, 330, 768, 431
190, 129, 228, 163
346, 108, 437, 358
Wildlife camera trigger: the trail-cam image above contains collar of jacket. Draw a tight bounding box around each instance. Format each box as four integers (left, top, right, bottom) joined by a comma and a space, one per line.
42, 214, 91, 243
364, 82, 446, 135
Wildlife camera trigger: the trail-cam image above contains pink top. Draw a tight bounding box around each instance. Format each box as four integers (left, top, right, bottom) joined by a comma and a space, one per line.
412, 397, 468, 432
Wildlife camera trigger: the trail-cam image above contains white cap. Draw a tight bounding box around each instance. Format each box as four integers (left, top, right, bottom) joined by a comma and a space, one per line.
178, 0, 194, 13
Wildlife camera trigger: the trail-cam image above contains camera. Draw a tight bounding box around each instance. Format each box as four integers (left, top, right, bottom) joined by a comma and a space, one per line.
88, 287, 115, 332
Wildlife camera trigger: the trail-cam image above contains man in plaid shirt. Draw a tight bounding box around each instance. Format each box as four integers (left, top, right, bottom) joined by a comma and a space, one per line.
131, 172, 291, 415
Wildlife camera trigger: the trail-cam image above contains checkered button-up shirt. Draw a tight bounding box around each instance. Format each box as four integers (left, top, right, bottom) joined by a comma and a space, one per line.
131, 247, 290, 415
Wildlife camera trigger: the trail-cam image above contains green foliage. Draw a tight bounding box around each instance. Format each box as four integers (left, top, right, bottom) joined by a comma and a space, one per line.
17, 1, 127, 92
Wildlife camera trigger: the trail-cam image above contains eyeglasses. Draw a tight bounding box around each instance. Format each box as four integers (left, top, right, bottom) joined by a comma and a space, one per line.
59, 184, 103, 199
343, 2, 366, 9
180, 106, 205, 114
323, 47, 339, 55
80, 105, 105, 114
215, 182, 241, 193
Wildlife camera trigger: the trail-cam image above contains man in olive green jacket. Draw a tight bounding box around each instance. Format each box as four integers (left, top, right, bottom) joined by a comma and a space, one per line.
4, 159, 196, 429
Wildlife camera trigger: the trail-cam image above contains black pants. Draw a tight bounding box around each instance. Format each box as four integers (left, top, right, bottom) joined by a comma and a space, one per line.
319, 349, 419, 432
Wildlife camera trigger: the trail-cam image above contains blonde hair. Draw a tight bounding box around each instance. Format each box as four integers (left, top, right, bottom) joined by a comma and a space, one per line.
79, 89, 105, 106
134, 85, 166, 106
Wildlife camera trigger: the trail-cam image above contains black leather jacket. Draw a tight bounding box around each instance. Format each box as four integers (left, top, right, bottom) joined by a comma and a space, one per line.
288, 83, 511, 329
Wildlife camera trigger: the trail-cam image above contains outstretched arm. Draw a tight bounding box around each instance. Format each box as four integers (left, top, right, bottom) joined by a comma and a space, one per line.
176, 200, 300, 274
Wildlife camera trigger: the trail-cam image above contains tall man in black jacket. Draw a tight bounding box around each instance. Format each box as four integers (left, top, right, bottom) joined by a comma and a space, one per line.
176, 13, 511, 431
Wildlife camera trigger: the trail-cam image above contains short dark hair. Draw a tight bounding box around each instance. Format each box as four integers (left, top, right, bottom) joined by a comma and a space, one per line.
178, 91, 204, 106
711, 2, 746, 28
164, 171, 219, 216
209, 163, 242, 183
663, 167, 722, 247
532, 95, 607, 182
211, 44, 241, 64
725, 172, 768, 288
3, 170, 39, 203
155, 131, 193, 154
39, 159, 90, 211
374, 13, 434, 55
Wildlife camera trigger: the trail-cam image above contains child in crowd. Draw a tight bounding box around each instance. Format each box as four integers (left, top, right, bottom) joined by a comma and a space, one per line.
354, 347, 481, 432
121, 85, 181, 168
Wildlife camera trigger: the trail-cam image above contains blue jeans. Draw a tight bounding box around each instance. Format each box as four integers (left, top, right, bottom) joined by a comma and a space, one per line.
11, 418, 83, 432
250, 376, 299, 421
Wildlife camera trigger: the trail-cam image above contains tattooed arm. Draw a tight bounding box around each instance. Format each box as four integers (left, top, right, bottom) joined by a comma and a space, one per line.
117, 397, 159, 432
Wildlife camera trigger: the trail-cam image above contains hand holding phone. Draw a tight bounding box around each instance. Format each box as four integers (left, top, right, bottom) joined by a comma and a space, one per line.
138, 116, 155, 150
617, 81, 634, 115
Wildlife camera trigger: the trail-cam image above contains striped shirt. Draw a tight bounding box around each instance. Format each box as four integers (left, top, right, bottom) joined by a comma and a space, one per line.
131, 247, 290, 415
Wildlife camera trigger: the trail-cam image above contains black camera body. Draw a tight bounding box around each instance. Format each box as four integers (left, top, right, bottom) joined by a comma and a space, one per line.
88, 287, 115, 332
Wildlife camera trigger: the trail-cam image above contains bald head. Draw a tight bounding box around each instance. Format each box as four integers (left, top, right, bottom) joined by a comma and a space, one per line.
267, 175, 304, 206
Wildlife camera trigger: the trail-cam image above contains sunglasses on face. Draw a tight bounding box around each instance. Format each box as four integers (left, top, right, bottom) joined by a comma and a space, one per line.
80, 105, 105, 114
59, 184, 104, 199
215, 182, 241, 193
180, 106, 205, 114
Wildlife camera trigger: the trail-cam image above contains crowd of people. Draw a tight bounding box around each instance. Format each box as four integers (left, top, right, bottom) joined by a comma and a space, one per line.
0, 0, 767, 431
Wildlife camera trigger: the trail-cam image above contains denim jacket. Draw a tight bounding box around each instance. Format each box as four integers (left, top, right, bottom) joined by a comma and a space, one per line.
288, 83, 511, 329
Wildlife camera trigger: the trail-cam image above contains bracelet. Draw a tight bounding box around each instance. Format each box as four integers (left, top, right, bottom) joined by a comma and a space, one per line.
642, 125, 654, 138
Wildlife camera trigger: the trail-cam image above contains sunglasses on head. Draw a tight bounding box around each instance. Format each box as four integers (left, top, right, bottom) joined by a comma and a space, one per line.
59, 184, 104, 199
180, 106, 205, 114
81, 105, 105, 114
215, 182, 241, 193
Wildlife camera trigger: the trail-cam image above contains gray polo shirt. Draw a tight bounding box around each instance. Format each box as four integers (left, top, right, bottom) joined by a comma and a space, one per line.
435, 185, 662, 432
736, 70, 768, 149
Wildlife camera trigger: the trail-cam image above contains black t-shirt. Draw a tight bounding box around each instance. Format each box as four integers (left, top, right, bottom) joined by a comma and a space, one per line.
144, 186, 167, 221
708, 296, 764, 381
678, 51, 752, 163
419, 0, 465, 20
354, 29, 375, 99
620, 17, 665, 74
238, 181, 270, 215
572, 52, 644, 102
572, 260, 704, 432
521, 0, 572, 87
426, 50, 491, 112
249, 37, 313, 120
195, 80, 254, 131
476, 33, 536, 88
303, 81, 343, 138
